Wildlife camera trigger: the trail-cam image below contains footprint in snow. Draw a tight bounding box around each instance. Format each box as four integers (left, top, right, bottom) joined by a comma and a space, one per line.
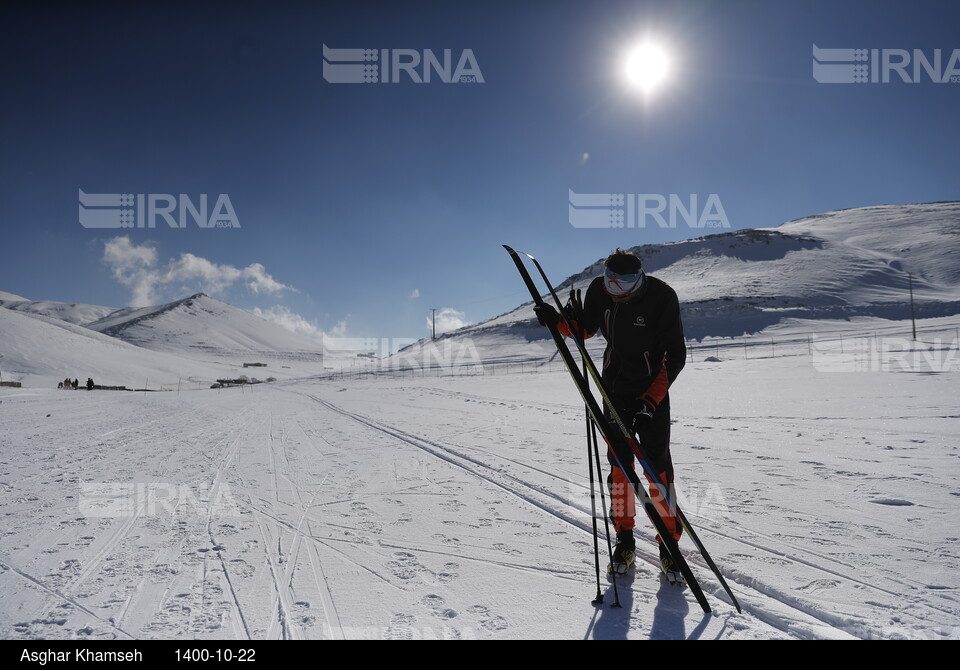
797, 578, 841, 592
228, 558, 255, 578
437, 562, 460, 584
386, 551, 435, 583
420, 594, 458, 619
432, 533, 461, 546
384, 613, 418, 640
493, 543, 522, 556
466, 605, 508, 632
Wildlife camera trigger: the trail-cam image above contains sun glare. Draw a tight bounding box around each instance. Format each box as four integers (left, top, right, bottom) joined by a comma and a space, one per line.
623, 42, 670, 92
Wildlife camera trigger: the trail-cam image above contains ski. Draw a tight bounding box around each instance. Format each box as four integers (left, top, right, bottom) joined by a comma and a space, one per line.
516, 248, 743, 614
503, 245, 712, 614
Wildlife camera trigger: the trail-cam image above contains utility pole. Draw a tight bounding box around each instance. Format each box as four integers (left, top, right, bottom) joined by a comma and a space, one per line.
432, 308, 436, 340
908, 273, 917, 341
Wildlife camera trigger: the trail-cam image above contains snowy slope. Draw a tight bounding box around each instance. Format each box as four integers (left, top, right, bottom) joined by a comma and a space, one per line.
84, 293, 334, 371
0, 306, 235, 388
1, 351, 956, 640
88, 294, 320, 353
0, 290, 30, 302
0, 299, 116, 327
441, 202, 960, 349
0, 292, 370, 387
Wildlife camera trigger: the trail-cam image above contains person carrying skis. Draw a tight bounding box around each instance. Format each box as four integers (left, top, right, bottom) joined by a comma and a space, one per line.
535, 248, 686, 576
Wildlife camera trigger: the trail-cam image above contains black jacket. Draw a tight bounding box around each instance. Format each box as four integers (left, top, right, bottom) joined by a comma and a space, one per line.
564, 274, 685, 405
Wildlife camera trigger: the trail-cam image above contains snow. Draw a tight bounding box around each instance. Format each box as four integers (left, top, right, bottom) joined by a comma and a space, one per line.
1, 202, 958, 639
0, 294, 364, 389
0, 306, 231, 390
468, 202, 960, 343
0, 300, 116, 327
1, 332, 957, 640
0, 290, 30, 303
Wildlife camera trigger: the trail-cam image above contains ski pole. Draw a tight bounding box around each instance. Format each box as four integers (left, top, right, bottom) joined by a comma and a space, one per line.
574, 290, 621, 607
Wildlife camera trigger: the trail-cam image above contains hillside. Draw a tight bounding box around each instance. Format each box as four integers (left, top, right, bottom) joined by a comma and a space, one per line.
0, 294, 339, 387
457, 202, 960, 343
0, 306, 232, 388
85, 293, 330, 367
0, 299, 116, 326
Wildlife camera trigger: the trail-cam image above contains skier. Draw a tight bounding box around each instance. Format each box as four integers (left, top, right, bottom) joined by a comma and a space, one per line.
535, 248, 686, 578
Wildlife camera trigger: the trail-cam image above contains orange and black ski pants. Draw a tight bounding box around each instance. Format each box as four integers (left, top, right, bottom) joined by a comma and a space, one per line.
605, 394, 682, 545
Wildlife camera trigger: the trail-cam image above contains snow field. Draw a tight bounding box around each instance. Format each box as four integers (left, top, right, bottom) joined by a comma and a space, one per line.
1, 346, 956, 640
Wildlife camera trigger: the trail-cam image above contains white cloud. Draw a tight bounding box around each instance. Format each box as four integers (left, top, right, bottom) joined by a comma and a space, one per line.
102, 236, 291, 307
250, 306, 350, 343
250, 305, 324, 339
409, 289, 420, 299
102, 237, 159, 307
428, 307, 470, 335
103, 236, 157, 272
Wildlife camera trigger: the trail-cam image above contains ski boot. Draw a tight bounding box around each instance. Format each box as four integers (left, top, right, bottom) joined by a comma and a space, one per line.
608, 530, 636, 576
659, 542, 684, 586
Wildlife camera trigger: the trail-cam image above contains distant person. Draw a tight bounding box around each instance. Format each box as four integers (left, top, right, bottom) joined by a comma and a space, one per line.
72, 379, 79, 389
86, 378, 94, 391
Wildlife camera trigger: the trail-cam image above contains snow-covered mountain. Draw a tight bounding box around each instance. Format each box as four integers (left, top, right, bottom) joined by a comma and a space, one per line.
451, 202, 960, 345
0, 297, 116, 327
0, 290, 30, 302
0, 305, 232, 389
0, 293, 339, 387
86, 293, 328, 362
3, 202, 958, 385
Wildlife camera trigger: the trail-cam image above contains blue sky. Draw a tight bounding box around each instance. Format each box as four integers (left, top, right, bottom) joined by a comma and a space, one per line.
1, 0, 958, 341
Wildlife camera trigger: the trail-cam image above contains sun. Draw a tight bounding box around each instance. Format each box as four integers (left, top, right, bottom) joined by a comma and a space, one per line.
623, 42, 670, 92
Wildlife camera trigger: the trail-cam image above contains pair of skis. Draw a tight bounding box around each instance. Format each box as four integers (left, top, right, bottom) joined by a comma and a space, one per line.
503, 245, 741, 614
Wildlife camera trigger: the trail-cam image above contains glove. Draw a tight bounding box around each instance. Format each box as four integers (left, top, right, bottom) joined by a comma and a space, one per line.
631, 399, 655, 431
534, 303, 562, 328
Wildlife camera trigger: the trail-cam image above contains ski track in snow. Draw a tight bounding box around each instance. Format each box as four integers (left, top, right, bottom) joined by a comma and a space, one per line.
1, 357, 958, 640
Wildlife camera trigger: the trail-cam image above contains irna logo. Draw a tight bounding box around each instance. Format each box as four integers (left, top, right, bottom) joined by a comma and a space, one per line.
322, 45, 484, 84
568, 191, 730, 230
78, 190, 240, 229
812, 44, 960, 84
